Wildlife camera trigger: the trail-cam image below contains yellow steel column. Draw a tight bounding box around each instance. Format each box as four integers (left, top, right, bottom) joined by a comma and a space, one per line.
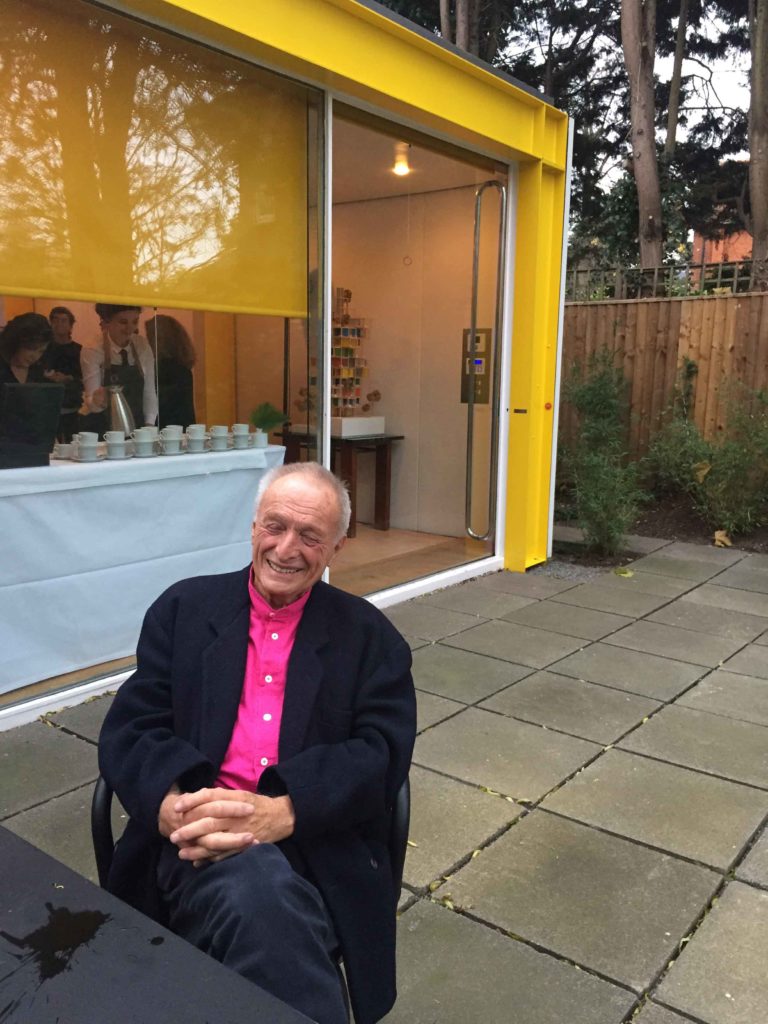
505, 158, 567, 571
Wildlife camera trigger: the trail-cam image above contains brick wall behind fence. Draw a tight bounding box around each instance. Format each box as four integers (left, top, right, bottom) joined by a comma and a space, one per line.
560, 292, 768, 457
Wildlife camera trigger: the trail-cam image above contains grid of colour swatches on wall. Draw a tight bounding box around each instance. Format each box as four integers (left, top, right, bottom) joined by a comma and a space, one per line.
331, 322, 368, 416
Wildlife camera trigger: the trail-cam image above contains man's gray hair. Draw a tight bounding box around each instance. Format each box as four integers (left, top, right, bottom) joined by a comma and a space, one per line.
253, 462, 351, 542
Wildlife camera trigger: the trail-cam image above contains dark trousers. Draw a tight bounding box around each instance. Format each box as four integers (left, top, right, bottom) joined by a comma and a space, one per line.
157, 842, 348, 1024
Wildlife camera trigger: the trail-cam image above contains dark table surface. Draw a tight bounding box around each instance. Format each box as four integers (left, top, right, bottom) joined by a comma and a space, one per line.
0, 826, 314, 1024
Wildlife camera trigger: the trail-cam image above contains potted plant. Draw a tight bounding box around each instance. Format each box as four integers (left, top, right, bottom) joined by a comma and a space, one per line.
249, 402, 288, 447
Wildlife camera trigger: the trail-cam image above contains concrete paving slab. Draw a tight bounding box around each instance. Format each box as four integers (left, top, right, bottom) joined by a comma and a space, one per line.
47, 694, 114, 744
403, 765, 519, 890
480, 671, 659, 744
619, 704, 768, 789
502, 601, 634, 641
655, 881, 768, 1024
385, 602, 486, 642
413, 707, 600, 802
551, 644, 705, 701
542, 749, 768, 869
652, 542, 743, 566
415, 582, 536, 619
634, 1002, 698, 1024
754, 629, 768, 646
741, 552, 768, 571
440, 619, 586, 669
681, 582, 768, 618
648, 600, 768, 642
708, 563, 768, 594
447, 811, 719, 992
735, 828, 768, 888
596, 571, 695, 598
628, 554, 726, 582
677, 670, 768, 727
475, 571, 580, 599
416, 692, 465, 733
551, 582, 672, 618
0, 722, 98, 819
602, 620, 743, 667
2, 783, 125, 884
403, 635, 429, 652
385, 900, 635, 1024
722, 643, 768, 679
412, 644, 532, 703
623, 535, 673, 554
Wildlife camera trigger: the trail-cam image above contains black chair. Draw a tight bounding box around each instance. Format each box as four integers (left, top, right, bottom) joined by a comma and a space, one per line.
91, 774, 411, 1020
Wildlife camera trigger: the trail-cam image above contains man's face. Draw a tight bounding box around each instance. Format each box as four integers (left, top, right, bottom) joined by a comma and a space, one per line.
50, 313, 72, 342
103, 311, 139, 347
251, 475, 345, 608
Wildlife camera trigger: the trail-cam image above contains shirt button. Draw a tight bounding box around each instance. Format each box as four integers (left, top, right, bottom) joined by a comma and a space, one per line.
271, 632, 279, 640
264, 675, 273, 683
263, 713, 272, 722
260, 757, 269, 767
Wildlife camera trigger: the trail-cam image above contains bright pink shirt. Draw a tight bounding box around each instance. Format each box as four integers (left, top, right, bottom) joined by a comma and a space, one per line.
215, 577, 311, 791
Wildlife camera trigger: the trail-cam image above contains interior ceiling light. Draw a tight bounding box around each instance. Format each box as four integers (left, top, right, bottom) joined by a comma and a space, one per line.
393, 141, 411, 176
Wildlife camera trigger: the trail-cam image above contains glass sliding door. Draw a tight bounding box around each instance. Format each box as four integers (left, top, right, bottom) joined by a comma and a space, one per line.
329, 107, 507, 596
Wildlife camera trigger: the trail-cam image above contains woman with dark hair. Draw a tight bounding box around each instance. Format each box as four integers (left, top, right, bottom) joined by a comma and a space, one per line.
0, 313, 53, 385
145, 314, 197, 429
80, 303, 157, 434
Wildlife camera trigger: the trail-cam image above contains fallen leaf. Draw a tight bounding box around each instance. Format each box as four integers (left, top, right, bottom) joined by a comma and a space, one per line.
613, 567, 634, 578
713, 530, 732, 547
693, 460, 711, 483
406, 839, 419, 848
471, 849, 482, 859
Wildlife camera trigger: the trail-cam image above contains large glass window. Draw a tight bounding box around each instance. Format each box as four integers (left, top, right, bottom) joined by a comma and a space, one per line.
0, 0, 324, 703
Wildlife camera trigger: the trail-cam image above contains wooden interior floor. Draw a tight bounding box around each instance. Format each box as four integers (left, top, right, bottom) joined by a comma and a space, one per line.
331, 524, 490, 596
0, 656, 136, 710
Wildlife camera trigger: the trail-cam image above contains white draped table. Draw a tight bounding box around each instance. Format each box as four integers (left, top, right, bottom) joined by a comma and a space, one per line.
0, 446, 284, 694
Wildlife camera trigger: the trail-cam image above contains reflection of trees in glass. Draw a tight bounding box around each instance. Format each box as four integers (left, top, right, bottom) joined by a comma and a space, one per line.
0, 0, 308, 311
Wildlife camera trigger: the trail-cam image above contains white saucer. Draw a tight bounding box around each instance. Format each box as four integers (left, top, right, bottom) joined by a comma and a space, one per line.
134, 450, 156, 458
106, 452, 133, 460
158, 448, 187, 456
72, 454, 105, 462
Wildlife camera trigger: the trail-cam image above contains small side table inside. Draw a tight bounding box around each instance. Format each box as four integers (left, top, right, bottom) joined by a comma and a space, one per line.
281, 432, 404, 538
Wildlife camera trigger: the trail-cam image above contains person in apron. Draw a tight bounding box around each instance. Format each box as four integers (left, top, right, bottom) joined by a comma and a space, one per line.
79, 304, 158, 436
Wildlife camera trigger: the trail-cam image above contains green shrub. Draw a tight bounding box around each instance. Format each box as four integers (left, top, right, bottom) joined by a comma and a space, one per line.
558, 349, 643, 556
648, 378, 768, 535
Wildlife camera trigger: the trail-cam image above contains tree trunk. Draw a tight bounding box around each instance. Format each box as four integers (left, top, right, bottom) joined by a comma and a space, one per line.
665, 0, 689, 159
439, 0, 452, 43
469, 0, 481, 56
622, 0, 664, 269
750, 0, 768, 288
456, 0, 469, 50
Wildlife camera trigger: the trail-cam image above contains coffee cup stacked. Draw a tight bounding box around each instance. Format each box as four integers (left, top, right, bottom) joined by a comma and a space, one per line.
105, 430, 128, 459
209, 424, 229, 451
72, 431, 99, 462
160, 424, 184, 454
186, 423, 207, 453
232, 423, 251, 449
132, 426, 156, 457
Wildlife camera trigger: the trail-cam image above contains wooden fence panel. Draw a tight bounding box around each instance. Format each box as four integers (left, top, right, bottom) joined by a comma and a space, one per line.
561, 292, 768, 456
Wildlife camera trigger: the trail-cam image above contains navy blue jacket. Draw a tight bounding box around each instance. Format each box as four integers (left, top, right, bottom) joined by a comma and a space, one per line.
99, 568, 416, 1024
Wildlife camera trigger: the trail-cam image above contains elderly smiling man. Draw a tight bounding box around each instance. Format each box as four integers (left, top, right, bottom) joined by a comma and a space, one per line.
99, 463, 416, 1024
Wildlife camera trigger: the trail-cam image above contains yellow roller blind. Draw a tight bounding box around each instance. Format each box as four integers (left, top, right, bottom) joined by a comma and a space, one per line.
0, 0, 310, 316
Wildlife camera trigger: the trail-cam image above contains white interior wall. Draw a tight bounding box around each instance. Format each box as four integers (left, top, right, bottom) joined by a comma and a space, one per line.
332, 185, 497, 536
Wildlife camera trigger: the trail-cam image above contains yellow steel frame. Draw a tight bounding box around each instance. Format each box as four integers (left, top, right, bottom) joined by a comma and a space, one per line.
106, 0, 570, 571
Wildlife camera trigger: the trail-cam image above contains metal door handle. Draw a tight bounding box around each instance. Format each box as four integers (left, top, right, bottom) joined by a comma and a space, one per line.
466, 180, 507, 541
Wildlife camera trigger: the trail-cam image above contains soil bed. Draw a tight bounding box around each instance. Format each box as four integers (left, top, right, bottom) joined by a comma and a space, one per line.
555, 493, 768, 565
